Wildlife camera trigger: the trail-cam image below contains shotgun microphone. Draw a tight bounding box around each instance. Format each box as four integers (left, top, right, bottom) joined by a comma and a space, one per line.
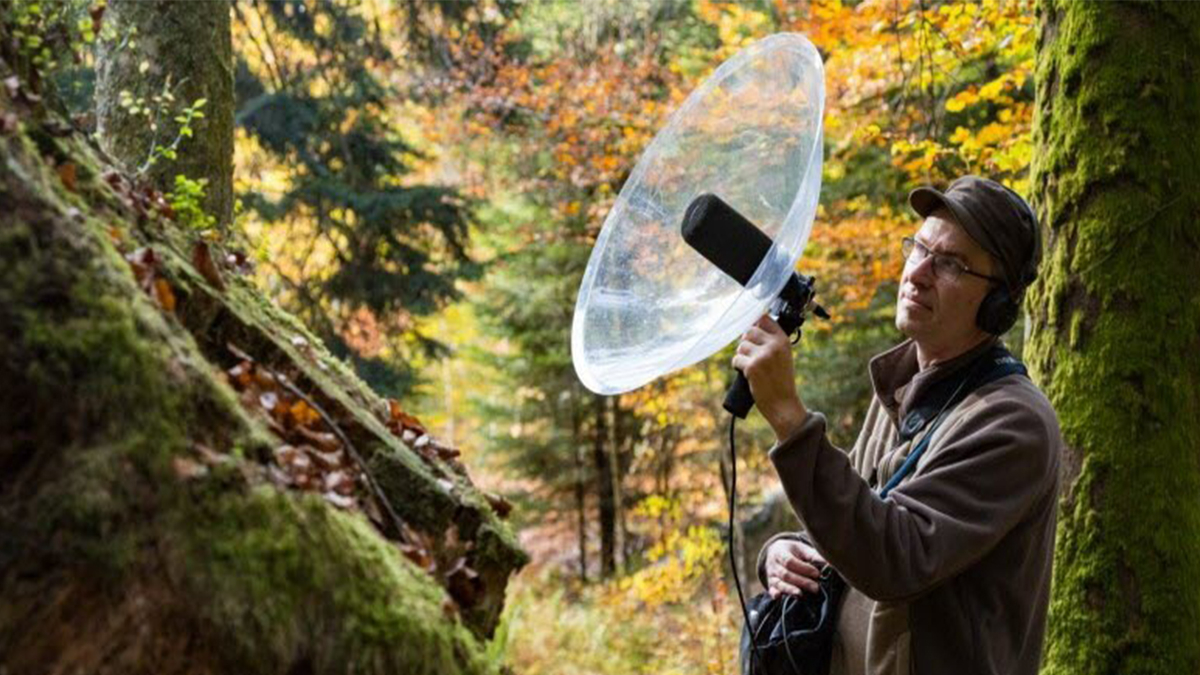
681, 194, 828, 418
681, 194, 775, 287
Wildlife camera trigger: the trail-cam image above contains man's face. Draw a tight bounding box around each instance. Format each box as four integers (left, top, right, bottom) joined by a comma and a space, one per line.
896, 210, 996, 359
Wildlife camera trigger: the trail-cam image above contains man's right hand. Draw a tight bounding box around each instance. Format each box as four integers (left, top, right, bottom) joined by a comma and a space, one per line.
764, 539, 828, 598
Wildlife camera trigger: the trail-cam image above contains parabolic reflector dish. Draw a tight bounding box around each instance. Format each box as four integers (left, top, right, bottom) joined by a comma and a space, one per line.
571, 33, 825, 394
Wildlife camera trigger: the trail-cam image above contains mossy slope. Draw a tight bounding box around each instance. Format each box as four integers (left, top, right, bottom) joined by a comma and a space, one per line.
0, 57, 523, 674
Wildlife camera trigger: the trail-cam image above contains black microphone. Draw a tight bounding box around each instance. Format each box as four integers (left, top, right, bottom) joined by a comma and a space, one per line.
681, 193, 774, 286
680, 193, 824, 418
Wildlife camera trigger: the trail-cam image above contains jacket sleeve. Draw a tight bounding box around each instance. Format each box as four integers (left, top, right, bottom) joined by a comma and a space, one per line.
768, 392, 1058, 603
755, 401, 882, 588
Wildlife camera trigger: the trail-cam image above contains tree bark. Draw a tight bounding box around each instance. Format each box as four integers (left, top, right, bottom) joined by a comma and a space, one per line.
570, 395, 588, 582
1029, 3, 1200, 673
593, 393, 616, 577
95, 0, 234, 226
574, 442, 589, 583
608, 395, 627, 571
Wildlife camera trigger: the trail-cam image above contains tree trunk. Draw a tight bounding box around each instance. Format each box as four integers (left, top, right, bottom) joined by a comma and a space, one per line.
570, 394, 588, 582
1029, 3, 1200, 673
95, 0, 234, 226
608, 395, 627, 571
593, 393, 616, 577
574, 441, 589, 583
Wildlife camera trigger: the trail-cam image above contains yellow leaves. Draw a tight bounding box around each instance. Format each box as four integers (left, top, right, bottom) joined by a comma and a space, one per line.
823, 160, 846, 182
978, 75, 1010, 102
948, 71, 1029, 113
804, 209, 910, 314
992, 138, 1033, 174
975, 121, 1010, 146
624, 526, 723, 607
946, 87, 979, 113
853, 122, 885, 145
697, 0, 774, 56
891, 137, 950, 174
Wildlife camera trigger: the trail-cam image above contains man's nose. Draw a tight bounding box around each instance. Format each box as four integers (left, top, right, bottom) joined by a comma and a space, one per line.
905, 253, 937, 287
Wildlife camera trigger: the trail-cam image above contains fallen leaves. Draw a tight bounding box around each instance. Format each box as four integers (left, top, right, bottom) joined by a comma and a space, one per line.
484, 492, 514, 519
124, 247, 176, 312
102, 168, 172, 223
227, 356, 364, 511
56, 162, 77, 192
221, 342, 493, 614
387, 398, 426, 436
269, 442, 359, 510
153, 278, 176, 312
191, 240, 225, 291
224, 249, 255, 276
225, 344, 385, 516
386, 398, 465, 466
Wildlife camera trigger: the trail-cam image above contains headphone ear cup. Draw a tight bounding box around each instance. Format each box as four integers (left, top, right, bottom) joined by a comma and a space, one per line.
976, 286, 1019, 335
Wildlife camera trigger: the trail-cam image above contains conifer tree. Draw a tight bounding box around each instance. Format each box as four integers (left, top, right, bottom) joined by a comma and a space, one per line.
234, 0, 478, 395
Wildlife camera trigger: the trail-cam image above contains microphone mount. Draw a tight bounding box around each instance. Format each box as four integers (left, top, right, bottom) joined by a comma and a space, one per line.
724, 272, 829, 418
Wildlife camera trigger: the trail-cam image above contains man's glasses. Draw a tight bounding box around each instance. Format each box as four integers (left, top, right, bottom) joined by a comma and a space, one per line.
901, 237, 1003, 284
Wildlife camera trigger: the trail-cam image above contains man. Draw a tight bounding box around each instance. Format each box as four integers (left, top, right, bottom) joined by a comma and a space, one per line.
733, 176, 1062, 675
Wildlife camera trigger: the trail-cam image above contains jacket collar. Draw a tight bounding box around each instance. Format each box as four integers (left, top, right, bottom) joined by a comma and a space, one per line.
868, 335, 1000, 428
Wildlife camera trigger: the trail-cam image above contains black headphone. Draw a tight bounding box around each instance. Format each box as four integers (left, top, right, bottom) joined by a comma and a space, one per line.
975, 192, 1041, 336
975, 275, 1026, 335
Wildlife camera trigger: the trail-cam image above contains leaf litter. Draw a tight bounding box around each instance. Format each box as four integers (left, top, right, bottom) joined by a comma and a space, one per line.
219, 342, 493, 611
85, 124, 504, 614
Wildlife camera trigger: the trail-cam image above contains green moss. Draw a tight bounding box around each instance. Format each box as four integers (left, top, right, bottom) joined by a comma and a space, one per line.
1029, 2, 1200, 673
2, 101, 523, 669
181, 270, 528, 593
170, 487, 495, 675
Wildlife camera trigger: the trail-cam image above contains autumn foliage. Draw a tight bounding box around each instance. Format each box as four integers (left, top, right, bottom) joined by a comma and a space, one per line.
224, 1, 1039, 673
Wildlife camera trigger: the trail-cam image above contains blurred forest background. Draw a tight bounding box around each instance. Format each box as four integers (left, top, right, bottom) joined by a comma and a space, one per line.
41, 0, 1037, 673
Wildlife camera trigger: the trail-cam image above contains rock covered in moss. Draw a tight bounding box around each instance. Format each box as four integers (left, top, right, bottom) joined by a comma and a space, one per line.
0, 49, 524, 675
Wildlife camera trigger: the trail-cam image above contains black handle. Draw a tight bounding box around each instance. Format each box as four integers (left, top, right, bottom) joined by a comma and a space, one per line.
720, 275, 826, 420
724, 370, 755, 419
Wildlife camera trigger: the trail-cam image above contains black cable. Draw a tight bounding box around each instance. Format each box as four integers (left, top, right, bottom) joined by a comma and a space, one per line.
729, 415, 764, 675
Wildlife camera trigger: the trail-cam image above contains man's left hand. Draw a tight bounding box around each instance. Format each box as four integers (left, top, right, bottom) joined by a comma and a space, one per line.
731, 315, 809, 442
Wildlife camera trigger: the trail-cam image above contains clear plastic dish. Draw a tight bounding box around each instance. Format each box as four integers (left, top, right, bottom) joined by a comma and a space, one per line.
572, 33, 825, 394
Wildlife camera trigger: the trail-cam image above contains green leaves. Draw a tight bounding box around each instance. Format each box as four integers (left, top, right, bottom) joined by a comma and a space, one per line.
167, 174, 216, 231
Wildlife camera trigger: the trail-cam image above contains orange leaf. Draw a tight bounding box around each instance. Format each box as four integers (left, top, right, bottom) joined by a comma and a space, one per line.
290, 399, 321, 428
387, 399, 426, 434
191, 241, 226, 291
57, 162, 77, 192
153, 278, 176, 313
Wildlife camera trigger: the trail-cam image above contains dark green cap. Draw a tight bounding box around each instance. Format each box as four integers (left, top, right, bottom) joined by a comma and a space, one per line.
908, 175, 1041, 290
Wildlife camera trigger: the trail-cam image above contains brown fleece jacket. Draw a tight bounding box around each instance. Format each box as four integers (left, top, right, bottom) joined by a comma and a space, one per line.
758, 338, 1062, 675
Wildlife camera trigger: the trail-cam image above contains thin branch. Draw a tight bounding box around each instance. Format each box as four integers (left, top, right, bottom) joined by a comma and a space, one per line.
236, 347, 416, 547
232, 2, 286, 91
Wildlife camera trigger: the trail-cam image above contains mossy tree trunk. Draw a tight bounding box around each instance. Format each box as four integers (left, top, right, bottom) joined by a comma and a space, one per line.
1027, 3, 1200, 673
96, 0, 233, 226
